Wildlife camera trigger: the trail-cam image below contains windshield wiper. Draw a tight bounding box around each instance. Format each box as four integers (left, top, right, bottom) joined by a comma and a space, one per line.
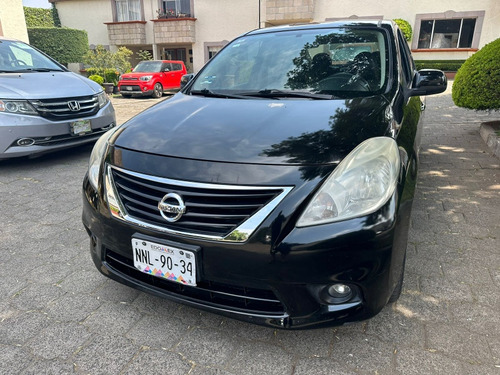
190, 88, 251, 99
12, 68, 64, 72
236, 89, 335, 100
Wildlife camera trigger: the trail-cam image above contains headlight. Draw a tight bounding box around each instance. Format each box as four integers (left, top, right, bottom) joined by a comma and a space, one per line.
88, 126, 119, 190
139, 75, 153, 81
96, 91, 109, 108
297, 137, 400, 227
0, 99, 38, 115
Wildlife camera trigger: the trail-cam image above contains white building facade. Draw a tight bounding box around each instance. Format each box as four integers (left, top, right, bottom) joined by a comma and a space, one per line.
0, 0, 29, 42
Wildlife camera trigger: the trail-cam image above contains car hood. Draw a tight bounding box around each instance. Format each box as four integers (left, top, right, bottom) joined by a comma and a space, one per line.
0, 71, 101, 99
120, 72, 155, 79
114, 92, 391, 166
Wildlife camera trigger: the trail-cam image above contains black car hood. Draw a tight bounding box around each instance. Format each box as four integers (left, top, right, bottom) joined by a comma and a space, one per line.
114, 92, 391, 165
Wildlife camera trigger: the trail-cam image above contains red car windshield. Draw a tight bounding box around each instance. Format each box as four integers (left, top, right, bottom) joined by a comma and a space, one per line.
133, 61, 163, 73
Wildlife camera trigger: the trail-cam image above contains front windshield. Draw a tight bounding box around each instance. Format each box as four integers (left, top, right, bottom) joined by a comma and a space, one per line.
133, 61, 163, 73
0, 40, 63, 72
191, 27, 388, 98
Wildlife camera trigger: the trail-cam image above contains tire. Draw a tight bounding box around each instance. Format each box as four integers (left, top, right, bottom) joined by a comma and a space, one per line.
388, 254, 406, 303
152, 83, 163, 98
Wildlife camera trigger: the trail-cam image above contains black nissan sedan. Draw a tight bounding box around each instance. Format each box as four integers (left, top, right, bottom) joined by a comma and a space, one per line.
82, 21, 446, 329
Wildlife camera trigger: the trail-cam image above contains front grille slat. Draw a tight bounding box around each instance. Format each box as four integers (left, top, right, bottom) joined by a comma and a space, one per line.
105, 249, 286, 316
31, 95, 99, 120
110, 167, 287, 238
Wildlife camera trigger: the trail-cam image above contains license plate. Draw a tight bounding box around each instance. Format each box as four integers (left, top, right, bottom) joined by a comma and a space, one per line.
70, 119, 91, 135
132, 238, 197, 286
126, 86, 133, 91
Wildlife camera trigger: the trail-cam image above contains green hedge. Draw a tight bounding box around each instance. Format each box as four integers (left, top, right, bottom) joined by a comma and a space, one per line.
24, 7, 54, 27
28, 27, 88, 65
452, 38, 500, 110
415, 60, 466, 72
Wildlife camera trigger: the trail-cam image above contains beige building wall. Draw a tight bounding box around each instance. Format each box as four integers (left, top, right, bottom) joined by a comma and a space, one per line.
0, 0, 29, 42
192, 0, 260, 72
55, 0, 112, 47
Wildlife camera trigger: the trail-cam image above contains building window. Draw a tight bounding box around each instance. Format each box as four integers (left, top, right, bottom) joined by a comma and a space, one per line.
412, 11, 485, 51
208, 46, 222, 60
162, 0, 191, 17
418, 18, 476, 49
115, 0, 142, 22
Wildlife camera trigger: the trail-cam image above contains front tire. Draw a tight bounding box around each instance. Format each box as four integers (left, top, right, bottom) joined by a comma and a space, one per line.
152, 83, 163, 98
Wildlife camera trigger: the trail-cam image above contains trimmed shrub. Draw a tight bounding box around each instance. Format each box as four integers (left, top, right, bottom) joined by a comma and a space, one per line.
452, 38, 500, 110
104, 69, 119, 85
415, 60, 466, 72
89, 75, 104, 85
24, 7, 54, 27
394, 19, 412, 41
28, 27, 88, 65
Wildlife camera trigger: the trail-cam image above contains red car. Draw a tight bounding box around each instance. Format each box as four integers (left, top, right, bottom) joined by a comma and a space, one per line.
118, 60, 187, 98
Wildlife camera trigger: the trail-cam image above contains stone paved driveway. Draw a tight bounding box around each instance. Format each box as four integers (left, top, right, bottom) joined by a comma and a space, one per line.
1, 90, 499, 374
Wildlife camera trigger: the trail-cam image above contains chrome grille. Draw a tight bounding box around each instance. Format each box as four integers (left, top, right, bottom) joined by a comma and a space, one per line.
31, 95, 99, 120
122, 77, 138, 81
108, 166, 292, 240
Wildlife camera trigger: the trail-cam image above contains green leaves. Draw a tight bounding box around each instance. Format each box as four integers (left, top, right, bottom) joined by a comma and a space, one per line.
452, 38, 500, 110
28, 28, 88, 65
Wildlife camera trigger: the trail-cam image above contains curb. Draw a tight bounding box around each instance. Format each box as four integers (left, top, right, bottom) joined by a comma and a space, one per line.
479, 121, 500, 158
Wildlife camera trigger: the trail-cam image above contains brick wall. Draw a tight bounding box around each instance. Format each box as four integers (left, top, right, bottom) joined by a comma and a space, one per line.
107, 22, 146, 45
153, 19, 196, 44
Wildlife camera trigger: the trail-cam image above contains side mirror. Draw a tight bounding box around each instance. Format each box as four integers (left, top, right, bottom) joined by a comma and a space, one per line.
410, 69, 447, 96
180, 73, 195, 89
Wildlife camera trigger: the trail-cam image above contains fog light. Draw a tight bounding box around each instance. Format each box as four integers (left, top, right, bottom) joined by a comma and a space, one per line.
319, 283, 354, 304
17, 138, 35, 146
328, 284, 352, 298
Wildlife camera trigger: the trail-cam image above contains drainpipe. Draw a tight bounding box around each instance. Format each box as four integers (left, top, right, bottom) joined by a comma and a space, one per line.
258, 0, 261, 28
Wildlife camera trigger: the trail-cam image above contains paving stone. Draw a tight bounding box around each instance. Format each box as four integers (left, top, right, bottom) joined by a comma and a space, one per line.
45, 294, 102, 322
175, 328, 238, 367
93, 278, 141, 303
293, 358, 360, 375
0, 344, 34, 374
23, 359, 78, 375
122, 349, 192, 375
83, 302, 143, 335
425, 323, 493, 364
0, 311, 51, 345
73, 335, 140, 375
125, 314, 190, 349
395, 348, 463, 374
9, 283, 66, 311
330, 331, 395, 374
275, 327, 334, 357
27, 322, 92, 360
226, 340, 294, 375
420, 276, 474, 303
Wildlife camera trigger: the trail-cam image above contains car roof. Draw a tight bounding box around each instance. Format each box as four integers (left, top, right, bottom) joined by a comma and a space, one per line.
245, 19, 394, 36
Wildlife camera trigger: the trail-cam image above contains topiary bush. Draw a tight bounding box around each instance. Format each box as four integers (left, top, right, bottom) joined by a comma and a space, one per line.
394, 19, 412, 41
88, 75, 104, 85
24, 7, 54, 27
452, 38, 500, 110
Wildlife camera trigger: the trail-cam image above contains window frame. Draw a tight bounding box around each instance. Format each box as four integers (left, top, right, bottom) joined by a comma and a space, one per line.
411, 10, 485, 51
112, 0, 144, 22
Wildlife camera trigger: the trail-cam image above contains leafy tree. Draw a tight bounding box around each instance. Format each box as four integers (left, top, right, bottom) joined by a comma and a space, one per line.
83, 45, 133, 82
137, 50, 153, 60
393, 19, 412, 42
452, 38, 500, 110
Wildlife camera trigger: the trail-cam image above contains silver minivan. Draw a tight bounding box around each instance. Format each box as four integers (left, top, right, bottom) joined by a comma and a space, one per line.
0, 37, 116, 159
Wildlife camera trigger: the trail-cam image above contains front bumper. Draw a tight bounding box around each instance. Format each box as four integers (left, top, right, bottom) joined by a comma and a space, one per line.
0, 102, 115, 159
82, 164, 411, 329
118, 81, 154, 96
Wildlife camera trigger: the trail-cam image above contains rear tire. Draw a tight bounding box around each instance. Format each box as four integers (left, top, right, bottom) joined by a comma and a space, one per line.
152, 83, 163, 98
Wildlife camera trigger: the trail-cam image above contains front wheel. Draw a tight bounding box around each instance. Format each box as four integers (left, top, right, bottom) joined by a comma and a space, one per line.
152, 83, 163, 98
